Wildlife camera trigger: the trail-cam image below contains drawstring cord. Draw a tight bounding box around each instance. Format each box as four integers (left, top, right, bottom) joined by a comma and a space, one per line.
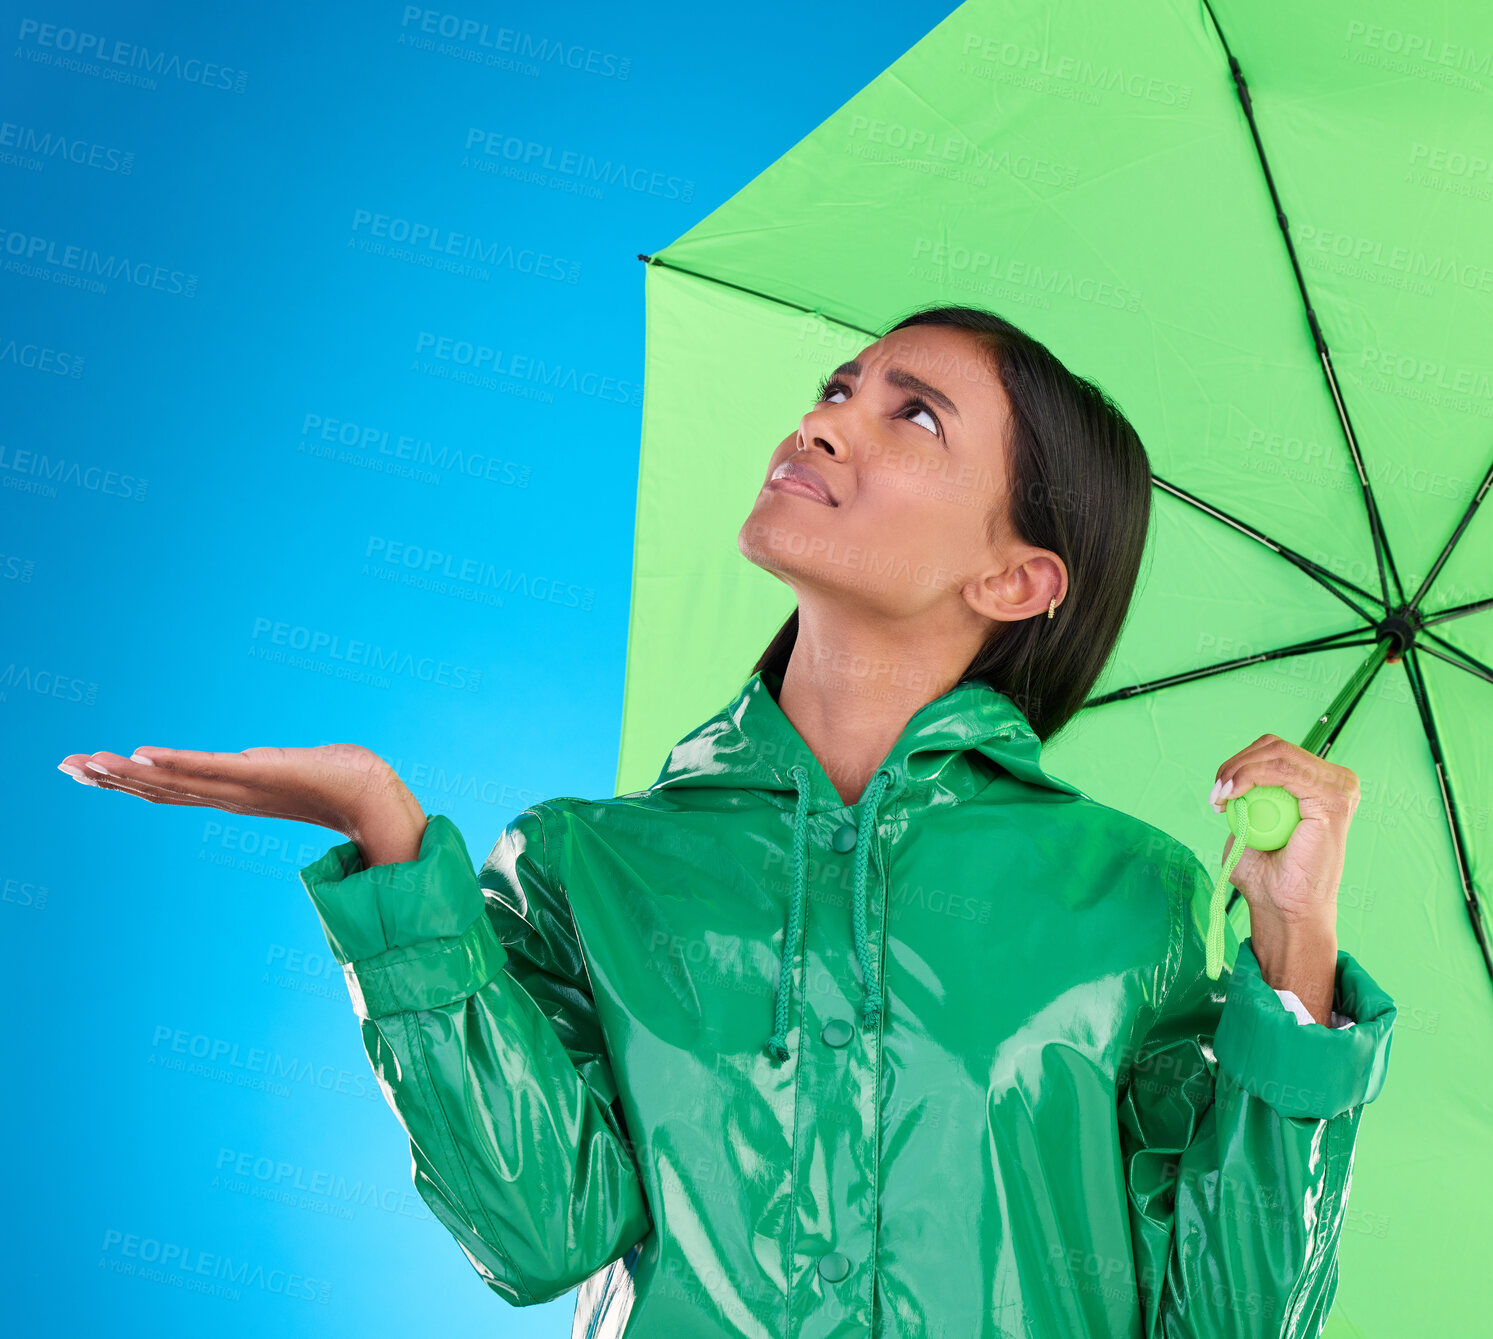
1205, 794, 1252, 980
764, 765, 893, 1061
851, 768, 893, 1029
765, 765, 813, 1062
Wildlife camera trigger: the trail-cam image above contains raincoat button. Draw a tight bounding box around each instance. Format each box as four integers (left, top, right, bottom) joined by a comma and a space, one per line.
821, 1018, 854, 1048
817, 1251, 851, 1282
831, 823, 858, 852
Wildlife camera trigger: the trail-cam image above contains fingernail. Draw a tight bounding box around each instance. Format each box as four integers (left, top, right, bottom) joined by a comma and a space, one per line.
57, 762, 86, 780
83, 760, 109, 775
1219, 777, 1234, 800
130, 752, 155, 766
1208, 778, 1221, 805
1211, 801, 1225, 814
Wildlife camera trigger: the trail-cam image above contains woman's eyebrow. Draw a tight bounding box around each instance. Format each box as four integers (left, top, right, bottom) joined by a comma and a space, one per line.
827, 359, 962, 422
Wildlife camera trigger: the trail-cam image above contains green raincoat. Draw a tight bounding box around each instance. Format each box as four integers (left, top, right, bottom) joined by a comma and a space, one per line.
298, 666, 1396, 1338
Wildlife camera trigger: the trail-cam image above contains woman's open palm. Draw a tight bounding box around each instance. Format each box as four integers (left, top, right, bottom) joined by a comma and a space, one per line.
56, 742, 415, 843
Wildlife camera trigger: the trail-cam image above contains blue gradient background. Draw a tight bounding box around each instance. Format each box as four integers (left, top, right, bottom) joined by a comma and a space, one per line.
2, 2, 959, 1334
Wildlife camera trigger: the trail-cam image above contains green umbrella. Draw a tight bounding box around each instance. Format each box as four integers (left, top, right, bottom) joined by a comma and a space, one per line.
615, 0, 1491, 1334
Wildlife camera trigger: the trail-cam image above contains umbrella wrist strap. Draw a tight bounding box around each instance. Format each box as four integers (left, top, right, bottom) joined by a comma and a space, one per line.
1205, 796, 1250, 980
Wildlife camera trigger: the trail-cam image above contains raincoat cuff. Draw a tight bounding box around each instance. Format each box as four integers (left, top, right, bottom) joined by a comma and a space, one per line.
341, 909, 509, 1021
1213, 940, 1396, 1121
299, 814, 510, 1019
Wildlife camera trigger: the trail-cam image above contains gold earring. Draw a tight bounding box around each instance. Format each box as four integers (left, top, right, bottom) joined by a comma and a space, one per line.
1047, 599, 1056, 619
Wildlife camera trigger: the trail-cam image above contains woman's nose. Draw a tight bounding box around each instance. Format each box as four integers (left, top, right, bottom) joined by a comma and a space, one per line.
799, 415, 849, 461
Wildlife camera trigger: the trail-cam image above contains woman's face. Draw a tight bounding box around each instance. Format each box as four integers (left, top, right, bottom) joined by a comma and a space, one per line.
739, 325, 1065, 625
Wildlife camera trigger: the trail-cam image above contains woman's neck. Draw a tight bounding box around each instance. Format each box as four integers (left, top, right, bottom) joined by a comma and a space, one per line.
775, 604, 982, 806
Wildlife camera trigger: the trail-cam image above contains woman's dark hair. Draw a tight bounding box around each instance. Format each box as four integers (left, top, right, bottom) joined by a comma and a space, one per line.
751, 303, 1153, 744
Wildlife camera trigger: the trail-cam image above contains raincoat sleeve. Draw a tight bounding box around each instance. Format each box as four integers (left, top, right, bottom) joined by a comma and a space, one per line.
298, 807, 652, 1308
1117, 845, 1396, 1339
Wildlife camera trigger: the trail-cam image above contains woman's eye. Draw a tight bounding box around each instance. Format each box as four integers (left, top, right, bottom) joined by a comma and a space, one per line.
814, 379, 941, 439
906, 404, 939, 435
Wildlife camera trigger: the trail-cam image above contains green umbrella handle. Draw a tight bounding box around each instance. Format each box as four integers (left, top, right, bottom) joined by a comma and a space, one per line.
1203, 786, 1302, 979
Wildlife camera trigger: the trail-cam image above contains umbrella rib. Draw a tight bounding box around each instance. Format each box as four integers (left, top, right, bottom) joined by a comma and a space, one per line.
1407, 450, 1493, 611
1420, 597, 1493, 629
1415, 636, 1493, 687
1085, 629, 1379, 706
1152, 474, 1384, 623
636, 253, 882, 339
1401, 646, 1493, 983
1201, 0, 1406, 616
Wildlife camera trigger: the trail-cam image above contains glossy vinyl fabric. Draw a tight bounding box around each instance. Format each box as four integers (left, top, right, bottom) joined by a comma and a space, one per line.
299, 668, 1397, 1338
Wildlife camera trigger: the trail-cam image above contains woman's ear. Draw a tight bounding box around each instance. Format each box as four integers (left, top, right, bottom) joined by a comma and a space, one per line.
962, 548, 1067, 623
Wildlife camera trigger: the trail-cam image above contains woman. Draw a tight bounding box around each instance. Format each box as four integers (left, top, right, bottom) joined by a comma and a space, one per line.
59, 305, 1395, 1338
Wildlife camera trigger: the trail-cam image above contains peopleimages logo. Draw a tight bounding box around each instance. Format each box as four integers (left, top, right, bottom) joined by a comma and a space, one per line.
0, 120, 135, 174
349, 208, 578, 283
413, 331, 642, 403
398, 7, 631, 79
1343, 19, 1493, 78
98, 1228, 331, 1303
247, 616, 484, 693
212, 1147, 434, 1223
956, 33, 1193, 107
0, 443, 147, 499
1295, 222, 1493, 293
148, 1023, 384, 1103
461, 127, 694, 201
15, 19, 249, 92
0, 226, 197, 297
298, 412, 532, 488
0, 663, 99, 706
364, 535, 598, 612
0, 338, 84, 377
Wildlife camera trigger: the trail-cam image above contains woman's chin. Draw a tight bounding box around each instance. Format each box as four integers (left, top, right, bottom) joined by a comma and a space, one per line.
737, 505, 833, 568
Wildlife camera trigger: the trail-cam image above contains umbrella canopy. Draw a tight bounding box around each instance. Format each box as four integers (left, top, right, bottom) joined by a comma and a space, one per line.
616, 1, 1492, 1334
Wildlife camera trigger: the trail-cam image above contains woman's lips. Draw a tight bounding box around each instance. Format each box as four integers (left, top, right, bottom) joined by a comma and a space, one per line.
767, 459, 837, 506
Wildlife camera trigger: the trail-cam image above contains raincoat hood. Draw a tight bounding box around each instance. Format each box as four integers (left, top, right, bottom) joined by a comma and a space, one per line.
650, 667, 1084, 805
651, 669, 1086, 1057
